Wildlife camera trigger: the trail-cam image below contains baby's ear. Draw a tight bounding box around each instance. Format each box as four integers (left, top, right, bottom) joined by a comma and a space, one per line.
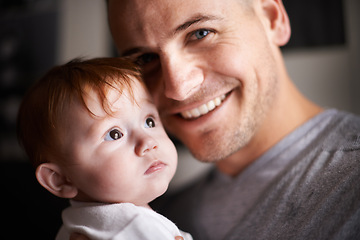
36, 163, 78, 199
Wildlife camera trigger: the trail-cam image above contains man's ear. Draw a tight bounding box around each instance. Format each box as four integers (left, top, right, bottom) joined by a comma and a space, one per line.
36, 163, 78, 199
259, 0, 291, 46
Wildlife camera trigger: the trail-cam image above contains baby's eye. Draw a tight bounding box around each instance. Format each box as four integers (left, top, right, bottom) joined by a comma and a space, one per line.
145, 117, 156, 128
105, 129, 123, 141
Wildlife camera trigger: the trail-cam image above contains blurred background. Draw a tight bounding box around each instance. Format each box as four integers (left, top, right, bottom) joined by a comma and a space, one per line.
0, 0, 359, 238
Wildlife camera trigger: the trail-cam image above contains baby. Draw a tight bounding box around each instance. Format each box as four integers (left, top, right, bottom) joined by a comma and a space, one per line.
17, 57, 192, 240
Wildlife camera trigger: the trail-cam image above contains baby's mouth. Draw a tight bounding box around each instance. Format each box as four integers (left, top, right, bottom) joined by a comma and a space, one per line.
180, 94, 227, 120
145, 160, 166, 175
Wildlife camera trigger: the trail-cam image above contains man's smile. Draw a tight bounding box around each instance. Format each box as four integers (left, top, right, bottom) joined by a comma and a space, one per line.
180, 94, 226, 119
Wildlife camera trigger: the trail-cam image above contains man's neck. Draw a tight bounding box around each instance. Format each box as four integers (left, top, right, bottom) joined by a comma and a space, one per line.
216, 81, 322, 177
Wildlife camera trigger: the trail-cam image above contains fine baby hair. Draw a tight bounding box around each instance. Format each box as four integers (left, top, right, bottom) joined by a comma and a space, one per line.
17, 57, 142, 168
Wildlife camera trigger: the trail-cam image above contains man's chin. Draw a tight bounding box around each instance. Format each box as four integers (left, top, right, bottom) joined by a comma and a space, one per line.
184, 130, 250, 164
185, 141, 231, 163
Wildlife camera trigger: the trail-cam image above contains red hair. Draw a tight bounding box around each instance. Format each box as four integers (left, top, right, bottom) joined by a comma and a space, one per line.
17, 57, 143, 167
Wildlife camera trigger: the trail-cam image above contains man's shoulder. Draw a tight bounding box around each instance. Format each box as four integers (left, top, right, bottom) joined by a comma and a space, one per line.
302, 110, 360, 186
319, 110, 360, 152
223, 110, 360, 239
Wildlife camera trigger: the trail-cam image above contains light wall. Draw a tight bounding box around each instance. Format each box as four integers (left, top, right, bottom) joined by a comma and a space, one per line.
284, 47, 351, 112
56, 0, 111, 64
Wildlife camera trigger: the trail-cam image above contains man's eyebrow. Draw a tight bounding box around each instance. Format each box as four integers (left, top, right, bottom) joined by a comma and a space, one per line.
174, 14, 222, 34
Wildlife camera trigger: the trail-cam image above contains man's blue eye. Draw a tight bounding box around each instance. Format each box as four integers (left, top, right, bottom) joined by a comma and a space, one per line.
135, 53, 159, 66
105, 129, 123, 141
145, 117, 155, 128
193, 29, 210, 40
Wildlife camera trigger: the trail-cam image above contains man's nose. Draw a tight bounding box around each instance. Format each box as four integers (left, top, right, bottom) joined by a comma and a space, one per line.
134, 134, 158, 157
160, 52, 204, 101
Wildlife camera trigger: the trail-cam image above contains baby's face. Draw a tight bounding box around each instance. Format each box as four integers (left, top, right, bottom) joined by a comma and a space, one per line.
59, 78, 177, 207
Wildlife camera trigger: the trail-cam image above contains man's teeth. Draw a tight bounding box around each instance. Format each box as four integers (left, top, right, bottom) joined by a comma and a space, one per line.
180, 94, 226, 119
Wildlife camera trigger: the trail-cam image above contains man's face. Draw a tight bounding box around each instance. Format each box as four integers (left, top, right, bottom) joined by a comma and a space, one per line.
108, 0, 280, 162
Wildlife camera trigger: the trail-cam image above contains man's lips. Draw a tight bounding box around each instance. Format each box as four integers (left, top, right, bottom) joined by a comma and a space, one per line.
179, 93, 228, 120
145, 161, 166, 175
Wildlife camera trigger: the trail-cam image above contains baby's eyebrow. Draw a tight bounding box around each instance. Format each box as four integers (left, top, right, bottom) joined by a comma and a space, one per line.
142, 97, 154, 104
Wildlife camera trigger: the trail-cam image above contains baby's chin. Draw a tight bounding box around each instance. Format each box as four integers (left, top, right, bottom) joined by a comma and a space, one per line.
144, 183, 170, 206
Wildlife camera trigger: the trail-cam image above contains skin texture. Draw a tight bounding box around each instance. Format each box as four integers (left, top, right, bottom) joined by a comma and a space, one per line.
37, 79, 177, 208
108, 0, 322, 176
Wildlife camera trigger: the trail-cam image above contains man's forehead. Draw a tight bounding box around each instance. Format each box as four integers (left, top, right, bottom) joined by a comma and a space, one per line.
108, 0, 229, 50
109, 0, 174, 29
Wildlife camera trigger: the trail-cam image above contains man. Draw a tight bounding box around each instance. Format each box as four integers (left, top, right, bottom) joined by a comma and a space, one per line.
107, 0, 322, 175
74, 0, 360, 239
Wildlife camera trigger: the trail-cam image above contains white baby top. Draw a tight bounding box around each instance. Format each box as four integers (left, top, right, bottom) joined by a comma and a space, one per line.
56, 201, 192, 240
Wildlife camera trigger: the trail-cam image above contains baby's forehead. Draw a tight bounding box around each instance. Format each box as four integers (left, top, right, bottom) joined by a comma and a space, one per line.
82, 78, 151, 117
89, 88, 123, 116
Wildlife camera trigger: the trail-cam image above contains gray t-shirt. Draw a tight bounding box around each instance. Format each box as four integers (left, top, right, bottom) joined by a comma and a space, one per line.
154, 109, 360, 240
